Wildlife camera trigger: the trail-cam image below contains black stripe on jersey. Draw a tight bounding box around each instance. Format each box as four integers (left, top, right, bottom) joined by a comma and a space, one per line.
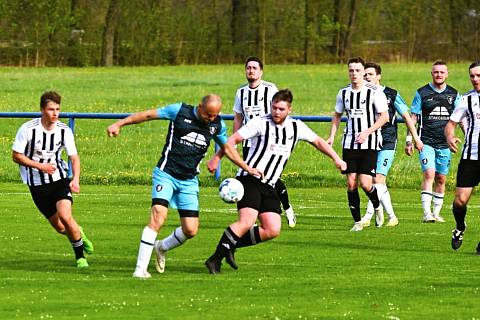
275, 126, 279, 144
465, 95, 474, 159
42, 132, 47, 150
263, 87, 269, 114
28, 128, 36, 186
251, 121, 270, 169
57, 129, 66, 180
240, 89, 245, 121
248, 90, 252, 108
49, 133, 55, 151
38, 159, 46, 185
266, 155, 284, 184
47, 158, 54, 183
290, 122, 298, 152
365, 89, 373, 148
354, 91, 361, 149
282, 127, 287, 145
263, 154, 278, 182
254, 90, 258, 108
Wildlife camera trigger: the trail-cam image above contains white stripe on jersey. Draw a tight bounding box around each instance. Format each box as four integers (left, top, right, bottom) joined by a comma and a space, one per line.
451, 90, 480, 160
233, 80, 278, 148
12, 118, 77, 186
335, 82, 388, 150
236, 115, 317, 186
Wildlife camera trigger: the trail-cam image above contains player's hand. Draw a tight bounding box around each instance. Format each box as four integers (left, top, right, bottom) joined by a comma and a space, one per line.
448, 136, 461, 153
39, 163, 57, 175
107, 123, 121, 137
335, 159, 347, 172
355, 131, 368, 144
326, 136, 334, 146
405, 143, 414, 156
207, 157, 220, 173
248, 168, 264, 181
414, 138, 424, 152
69, 179, 80, 193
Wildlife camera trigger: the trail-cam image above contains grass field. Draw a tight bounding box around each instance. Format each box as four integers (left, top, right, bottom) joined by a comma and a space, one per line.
2, 182, 480, 319
0, 64, 472, 188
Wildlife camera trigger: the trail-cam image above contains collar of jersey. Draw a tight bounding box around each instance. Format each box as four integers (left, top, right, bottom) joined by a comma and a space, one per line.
428, 82, 448, 94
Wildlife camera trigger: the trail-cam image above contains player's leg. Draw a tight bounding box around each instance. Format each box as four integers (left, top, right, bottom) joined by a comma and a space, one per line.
133, 168, 173, 278
275, 179, 296, 228
358, 150, 382, 227
431, 148, 451, 222
343, 150, 362, 231
374, 149, 398, 226
419, 145, 436, 222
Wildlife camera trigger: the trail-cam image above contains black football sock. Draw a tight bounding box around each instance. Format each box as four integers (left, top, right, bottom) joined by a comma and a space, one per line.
212, 227, 240, 259
452, 203, 467, 231
236, 226, 262, 248
275, 179, 291, 211
347, 189, 361, 222
366, 186, 380, 209
71, 239, 85, 260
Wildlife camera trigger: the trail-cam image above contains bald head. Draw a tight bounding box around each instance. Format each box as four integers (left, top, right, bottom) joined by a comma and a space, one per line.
198, 94, 222, 123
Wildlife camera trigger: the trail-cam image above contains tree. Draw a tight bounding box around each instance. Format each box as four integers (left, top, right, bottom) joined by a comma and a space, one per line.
101, 0, 121, 66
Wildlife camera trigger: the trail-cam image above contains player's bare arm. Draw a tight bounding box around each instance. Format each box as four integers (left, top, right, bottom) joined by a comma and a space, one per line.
233, 112, 244, 133
402, 112, 423, 151
69, 154, 81, 193
405, 113, 418, 156
327, 112, 342, 145
12, 151, 57, 175
107, 109, 159, 137
311, 137, 347, 171
445, 120, 461, 153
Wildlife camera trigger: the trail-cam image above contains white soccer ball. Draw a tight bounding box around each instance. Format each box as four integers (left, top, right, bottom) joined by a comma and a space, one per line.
218, 178, 244, 203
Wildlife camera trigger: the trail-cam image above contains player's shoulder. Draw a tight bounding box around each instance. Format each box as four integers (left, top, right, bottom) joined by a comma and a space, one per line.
445, 84, 459, 94
19, 118, 40, 131
260, 80, 277, 88
365, 82, 378, 91
462, 89, 477, 97
383, 86, 398, 95
56, 121, 69, 129
236, 83, 249, 91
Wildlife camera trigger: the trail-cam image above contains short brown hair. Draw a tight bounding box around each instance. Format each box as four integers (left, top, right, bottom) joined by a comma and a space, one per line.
245, 56, 263, 70
272, 89, 293, 105
432, 60, 447, 67
365, 62, 381, 75
347, 57, 365, 67
40, 91, 61, 108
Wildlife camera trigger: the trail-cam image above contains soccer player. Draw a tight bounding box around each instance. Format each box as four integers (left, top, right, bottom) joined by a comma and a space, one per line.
405, 60, 461, 223
327, 57, 389, 232
107, 94, 261, 279
204, 89, 346, 274
233, 56, 297, 228
445, 61, 480, 252
360, 62, 423, 227
11, 91, 94, 268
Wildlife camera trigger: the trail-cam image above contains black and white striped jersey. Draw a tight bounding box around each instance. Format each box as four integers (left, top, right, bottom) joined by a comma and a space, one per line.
450, 90, 480, 160
236, 115, 317, 186
335, 82, 388, 150
12, 118, 77, 186
233, 80, 278, 147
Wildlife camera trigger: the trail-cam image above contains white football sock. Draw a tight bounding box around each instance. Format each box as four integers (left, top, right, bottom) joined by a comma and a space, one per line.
432, 192, 444, 217
159, 226, 188, 251
380, 185, 395, 219
364, 200, 374, 221
135, 226, 157, 271
421, 190, 433, 216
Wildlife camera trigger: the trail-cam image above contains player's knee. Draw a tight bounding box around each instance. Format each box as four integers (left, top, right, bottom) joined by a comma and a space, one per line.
435, 174, 446, 185
453, 197, 468, 208
182, 225, 198, 238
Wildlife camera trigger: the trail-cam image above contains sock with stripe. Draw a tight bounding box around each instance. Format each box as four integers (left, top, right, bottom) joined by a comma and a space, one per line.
70, 239, 85, 260
135, 226, 157, 271
236, 225, 262, 248
158, 227, 188, 251
365, 185, 380, 209
347, 189, 361, 222
212, 227, 240, 259
275, 179, 291, 211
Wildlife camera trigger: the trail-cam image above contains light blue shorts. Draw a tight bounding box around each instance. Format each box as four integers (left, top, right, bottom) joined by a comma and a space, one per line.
418, 145, 451, 175
376, 149, 396, 176
151, 167, 199, 211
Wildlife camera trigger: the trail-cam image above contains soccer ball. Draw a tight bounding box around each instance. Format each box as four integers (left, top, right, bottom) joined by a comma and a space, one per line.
218, 178, 244, 203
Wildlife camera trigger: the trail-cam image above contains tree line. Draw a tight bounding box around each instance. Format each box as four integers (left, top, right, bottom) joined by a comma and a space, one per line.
0, 0, 479, 67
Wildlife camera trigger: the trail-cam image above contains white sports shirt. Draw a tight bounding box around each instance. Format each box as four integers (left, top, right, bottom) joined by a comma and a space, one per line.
236, 114, 317, 186
450, 89, 480, 160
335, 82, 388, 150
12, 118, 77, 186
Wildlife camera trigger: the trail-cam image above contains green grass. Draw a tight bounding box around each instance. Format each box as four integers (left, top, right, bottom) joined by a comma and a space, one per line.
0, 64, 472, 188
2, 182, 480, 319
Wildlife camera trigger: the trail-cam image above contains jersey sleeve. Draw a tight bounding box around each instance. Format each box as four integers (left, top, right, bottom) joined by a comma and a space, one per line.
212, 119, 228, 146
393, 93, 409, 115
64, 128, 78, 156
237, 117, 264, 141
374, 89, 388, 113
450, 96, 468, 123
296, 121, 318, 143
233, 89, 242, 114
156, 103, 182, 120
12, 124, 29, 154
410, 91, 422, 114
453, 92, 462, 109
334, 90, 345, 114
